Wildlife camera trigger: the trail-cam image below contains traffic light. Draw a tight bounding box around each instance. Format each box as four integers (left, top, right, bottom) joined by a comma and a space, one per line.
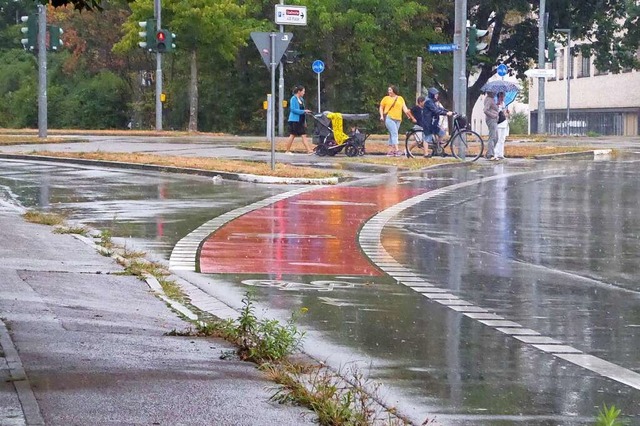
48, 25, 63, 51
155, 29, 176, 53
138, 19, 156, 51
20, 15, 37, 51
546, 40, 556, 62
468, 25, 489, 56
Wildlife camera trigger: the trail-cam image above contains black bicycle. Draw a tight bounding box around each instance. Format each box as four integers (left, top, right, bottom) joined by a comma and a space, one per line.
404, 113, 484, 162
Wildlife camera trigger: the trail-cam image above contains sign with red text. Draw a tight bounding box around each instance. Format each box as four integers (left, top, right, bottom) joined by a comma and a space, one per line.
275, 5, 307, 26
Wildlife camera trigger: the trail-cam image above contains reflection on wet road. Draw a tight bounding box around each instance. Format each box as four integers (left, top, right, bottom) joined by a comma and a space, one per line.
1, 156, 640, 424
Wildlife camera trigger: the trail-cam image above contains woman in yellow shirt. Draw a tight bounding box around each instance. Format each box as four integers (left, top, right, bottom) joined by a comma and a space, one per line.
379, 85, 415, 156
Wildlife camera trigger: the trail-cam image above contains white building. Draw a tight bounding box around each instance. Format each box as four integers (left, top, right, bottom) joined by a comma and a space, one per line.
528, 45, 640, 136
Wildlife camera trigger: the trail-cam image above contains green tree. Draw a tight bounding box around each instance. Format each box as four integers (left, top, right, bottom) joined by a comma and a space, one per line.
116, 0, 255, 132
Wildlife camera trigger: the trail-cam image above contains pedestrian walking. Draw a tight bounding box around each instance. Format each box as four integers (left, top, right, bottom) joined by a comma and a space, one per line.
284, 85, 314, 155
494, 92, 509, 160
483, 90, 499, 159
379, 85, 415, 156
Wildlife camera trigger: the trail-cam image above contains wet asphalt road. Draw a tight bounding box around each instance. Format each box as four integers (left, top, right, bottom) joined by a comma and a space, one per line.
1, 154, 639, 425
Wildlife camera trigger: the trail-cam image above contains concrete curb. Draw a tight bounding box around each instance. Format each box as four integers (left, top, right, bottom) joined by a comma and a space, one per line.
0, 154, 340, 185
533, 149, 613, 160
0, 321, 45, 425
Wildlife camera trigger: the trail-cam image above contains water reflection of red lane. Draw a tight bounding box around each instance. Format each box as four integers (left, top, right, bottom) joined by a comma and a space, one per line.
199, 186, 424, 276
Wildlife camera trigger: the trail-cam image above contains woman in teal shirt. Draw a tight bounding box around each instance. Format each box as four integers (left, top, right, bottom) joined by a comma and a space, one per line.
284, 86, 313, 155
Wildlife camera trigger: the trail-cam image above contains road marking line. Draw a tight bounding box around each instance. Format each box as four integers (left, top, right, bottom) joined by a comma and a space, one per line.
359, 170, 640, 391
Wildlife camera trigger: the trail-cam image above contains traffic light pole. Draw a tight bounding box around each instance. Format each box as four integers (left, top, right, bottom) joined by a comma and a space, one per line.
155, 0, 163, 131
453, 0, 467, 157
37, 4, 47, 138
453, 0, 467, 118
537, 0, 546, 134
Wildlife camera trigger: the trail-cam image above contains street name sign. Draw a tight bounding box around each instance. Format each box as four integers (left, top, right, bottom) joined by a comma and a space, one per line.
428, 43, 459, 53
250, 31, 293, 69
275, 5, 307, 26
524, 68, 556, 78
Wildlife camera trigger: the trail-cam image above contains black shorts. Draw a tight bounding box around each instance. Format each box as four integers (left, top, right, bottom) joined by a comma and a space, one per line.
288, 121, 306, 136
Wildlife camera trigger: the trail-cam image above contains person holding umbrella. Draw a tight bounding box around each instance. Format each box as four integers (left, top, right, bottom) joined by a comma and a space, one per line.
495, 91, 510, 160
483, 90, 499, 159
481, 80, 520, 160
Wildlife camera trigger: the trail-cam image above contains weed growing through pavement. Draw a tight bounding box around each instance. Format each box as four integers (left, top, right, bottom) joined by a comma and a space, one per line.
23, 210, 66, 226
53, 225, 89, 235
100, 229, 113, 248
214, 292, 306, 363
595, 404, 626, 426
266, 362, 412, 426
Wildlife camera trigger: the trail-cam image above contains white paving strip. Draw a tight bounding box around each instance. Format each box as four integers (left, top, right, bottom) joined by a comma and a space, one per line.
169, 187, 323, 271
358, 171, 640, 391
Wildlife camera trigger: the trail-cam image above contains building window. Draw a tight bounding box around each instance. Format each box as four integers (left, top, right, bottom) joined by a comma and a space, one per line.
578, 53, 590, 77
568, 50, 574, 79
558, 50, 564, 80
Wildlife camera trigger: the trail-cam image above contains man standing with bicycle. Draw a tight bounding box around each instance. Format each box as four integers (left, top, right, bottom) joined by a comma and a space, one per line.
423, 88, 452, 156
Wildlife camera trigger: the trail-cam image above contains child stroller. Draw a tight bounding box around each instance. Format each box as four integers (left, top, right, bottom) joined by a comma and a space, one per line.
310, 112, 370, 157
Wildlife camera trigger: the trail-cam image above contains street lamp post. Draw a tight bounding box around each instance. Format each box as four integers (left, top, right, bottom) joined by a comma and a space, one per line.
557, 28, 571, 136
537, 0, 546, 134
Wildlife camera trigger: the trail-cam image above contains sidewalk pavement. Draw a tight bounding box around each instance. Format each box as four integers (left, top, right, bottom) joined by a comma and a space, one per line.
0, 208, 315, 425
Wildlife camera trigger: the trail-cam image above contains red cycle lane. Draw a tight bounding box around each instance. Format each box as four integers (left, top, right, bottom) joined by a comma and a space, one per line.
199, 186, 426, 276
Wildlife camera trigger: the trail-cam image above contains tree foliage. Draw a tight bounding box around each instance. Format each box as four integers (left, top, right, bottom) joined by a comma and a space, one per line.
0, 0, 636, 132
466, 0, 640, 113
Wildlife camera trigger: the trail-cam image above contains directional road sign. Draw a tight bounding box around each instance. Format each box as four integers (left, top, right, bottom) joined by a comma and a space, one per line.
428, 43, 459, 53
312, 60, 325, 74
275, 5, 307, 26
250, 31, 293, 69
497, 64, 508, 77
524, 68, 556, 78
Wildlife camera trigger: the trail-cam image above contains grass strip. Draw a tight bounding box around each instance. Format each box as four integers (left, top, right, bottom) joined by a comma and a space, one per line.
0, 135, 85, 145
505, 145, 601, 158
27, 151, 341, 179
0, 128, 222, 137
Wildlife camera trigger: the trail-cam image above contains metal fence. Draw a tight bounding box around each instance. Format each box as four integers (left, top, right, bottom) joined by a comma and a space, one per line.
530, 111, 627, 135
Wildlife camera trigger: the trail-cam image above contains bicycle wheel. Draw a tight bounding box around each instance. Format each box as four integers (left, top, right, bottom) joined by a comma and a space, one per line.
405, 130, 433, 158
450, 129, 484, 162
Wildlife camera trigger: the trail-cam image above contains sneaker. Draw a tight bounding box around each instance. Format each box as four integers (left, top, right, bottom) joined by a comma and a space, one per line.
394, 151, 404, 157
386, 152, 395, 157
285, 151, 294, 155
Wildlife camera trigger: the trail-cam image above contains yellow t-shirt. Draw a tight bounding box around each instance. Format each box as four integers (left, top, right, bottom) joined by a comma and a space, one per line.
380, 95, 406, 121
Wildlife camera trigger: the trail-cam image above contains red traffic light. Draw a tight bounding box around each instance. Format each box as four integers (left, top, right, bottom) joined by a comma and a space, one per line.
156, 31, 166, 42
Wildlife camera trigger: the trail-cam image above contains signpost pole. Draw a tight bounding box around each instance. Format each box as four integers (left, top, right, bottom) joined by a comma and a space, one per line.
416, 56, 422, 102
278, 0, 284, 137
317, 73, 320, 112
270, 33, 276, 170
312, 60, 324, 112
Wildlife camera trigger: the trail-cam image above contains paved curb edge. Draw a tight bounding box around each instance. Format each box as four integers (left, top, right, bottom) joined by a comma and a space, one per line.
533, 149, 612, 160
0, 321, 45, 425
0, 154, 339, 185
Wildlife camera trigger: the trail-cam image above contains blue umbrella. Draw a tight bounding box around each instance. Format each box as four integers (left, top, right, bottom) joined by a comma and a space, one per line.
481, 80, 520, 94
494, 91, 518, 108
